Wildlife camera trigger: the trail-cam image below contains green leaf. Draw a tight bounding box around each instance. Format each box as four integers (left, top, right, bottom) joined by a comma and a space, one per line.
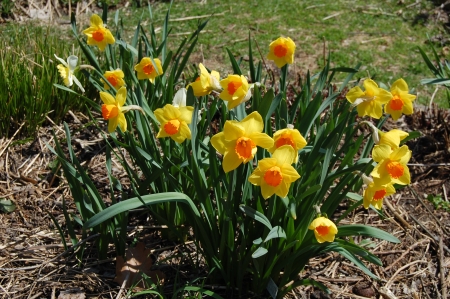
252, 246, 268, 258
240, 205, 272, 230
336, 225, 400, 243
0, 199, 16, 213
400, 131, 420, 144
264, 226, 286, 242
84, 192, 201, 229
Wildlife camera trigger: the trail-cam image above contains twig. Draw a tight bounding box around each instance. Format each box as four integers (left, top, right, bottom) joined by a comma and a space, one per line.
385, 260, 429, 289
0, 122, 25, 158
409, 214, 450, 254
170, 12, 226, 22
439, 236, 448, 299
408, 163, 450, 166
443, 184, 448, 202
306, 4, 325, 9
379, 287, 397, 299
323, 12, 342, 21
384, 198, 411, 230
408, 186, 449, 234
384, 239, 429, 271
0, 233, 100, 271
253, 35, 274, 84
361, 37, 388, 44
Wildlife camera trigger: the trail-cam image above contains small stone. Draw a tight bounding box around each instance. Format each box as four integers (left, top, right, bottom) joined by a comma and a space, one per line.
352, 281, 375, 297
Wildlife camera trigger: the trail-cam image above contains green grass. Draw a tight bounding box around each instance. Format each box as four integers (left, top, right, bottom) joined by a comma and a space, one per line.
114, 0, 448, 107
0, 0, 447, 140
0, 24, 92, 139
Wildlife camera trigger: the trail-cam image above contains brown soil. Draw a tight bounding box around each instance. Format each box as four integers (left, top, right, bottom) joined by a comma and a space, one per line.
1, 100, 450, 299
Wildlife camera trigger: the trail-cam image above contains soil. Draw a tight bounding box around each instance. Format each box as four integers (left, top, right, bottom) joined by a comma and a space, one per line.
1, 97, 450, 299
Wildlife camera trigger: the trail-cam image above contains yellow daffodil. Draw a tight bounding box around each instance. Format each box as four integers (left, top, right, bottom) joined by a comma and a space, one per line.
154, 103, 193, 144
101, 69, 125, 90
385, 78, 416, 121
100, 87, 138, 133
371, 144, 411, 185
308, 217, 338, 243
82, 14, 115, 51
134, 57, 163, 83
248, 145, 300, 199
210, 111, 274, 173
54, 54, 85, 93
269, 124, 307, 163
346, 79, 392, 119
219, 75, 251, 109
362, 176, 396, 210
267, 37, 296, 68
378, 129, 409, 150
361, 121, 409, 150
188, 63, 222, 96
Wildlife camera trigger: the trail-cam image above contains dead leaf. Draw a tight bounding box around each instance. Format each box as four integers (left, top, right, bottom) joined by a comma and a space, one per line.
114, 242, 165, 290
57, 289, 86, 299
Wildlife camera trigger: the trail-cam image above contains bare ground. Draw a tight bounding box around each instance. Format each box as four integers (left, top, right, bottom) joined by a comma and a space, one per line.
0, 100, 449, 299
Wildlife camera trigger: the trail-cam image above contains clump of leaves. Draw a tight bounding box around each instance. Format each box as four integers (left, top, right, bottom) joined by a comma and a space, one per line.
426, 194, 450, 212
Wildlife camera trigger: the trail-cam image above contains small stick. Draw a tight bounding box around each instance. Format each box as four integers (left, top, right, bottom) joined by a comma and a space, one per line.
385, 260, 428, 289
0, 122, 25, 158
306, 4, 325, 9
384, 239, 429, 271
408, 186, 449, 235
407, 163, 450, 167
379, 287, 397, 299
439, 236, 448, 299
410, 214, 450, 254
443, 184, 448, 202
323, 12, 342, 21
384, 198, 411, 230
170, 12, 226, 22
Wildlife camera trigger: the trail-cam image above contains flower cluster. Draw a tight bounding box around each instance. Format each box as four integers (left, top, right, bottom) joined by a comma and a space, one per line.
348, 79, 414, 210
346, 78, 416, 120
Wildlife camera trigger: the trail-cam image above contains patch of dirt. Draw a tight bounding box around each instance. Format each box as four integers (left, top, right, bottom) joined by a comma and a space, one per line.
1, 97, 450, 299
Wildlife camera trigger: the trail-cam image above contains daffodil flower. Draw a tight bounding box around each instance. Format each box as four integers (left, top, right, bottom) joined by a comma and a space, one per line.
188, 63, 222, 96
102, 69, 125, 90
268, 124, 307, 163
82, 14, 115, 51
210, 111, 274, 173
267, 37, 296, 68
154, 103, 194, 144
346, 79, 392, 119
361, 174, 396, 210
134, 57, 163, 83
54, 54, 85, 93
248, 145, 301, 199
361, 121, 409, 150
100, 87, 142, 133
371, 144, 411, 185
308, 217, 338, 243
219, 75, 251, 109
385, 78, 416, 121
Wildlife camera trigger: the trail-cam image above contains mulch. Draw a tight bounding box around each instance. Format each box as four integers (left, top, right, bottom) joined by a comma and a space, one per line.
0, 102, 449, 299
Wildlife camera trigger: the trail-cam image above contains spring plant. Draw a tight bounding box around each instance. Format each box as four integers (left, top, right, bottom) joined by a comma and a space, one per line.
0, 25, 92, 139
49, 3, 416, 297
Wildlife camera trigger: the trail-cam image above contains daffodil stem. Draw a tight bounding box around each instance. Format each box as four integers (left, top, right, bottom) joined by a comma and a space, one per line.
280, 64, 288, 95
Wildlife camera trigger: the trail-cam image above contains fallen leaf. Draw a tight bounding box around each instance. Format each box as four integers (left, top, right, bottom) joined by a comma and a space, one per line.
114, 242, 165, 290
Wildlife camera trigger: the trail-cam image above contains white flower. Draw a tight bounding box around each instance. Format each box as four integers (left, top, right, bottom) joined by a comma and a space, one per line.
54, 54, 85, 93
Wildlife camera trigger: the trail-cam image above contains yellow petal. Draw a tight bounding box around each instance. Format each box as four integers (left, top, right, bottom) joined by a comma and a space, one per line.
117, 113, 127, 132
223, 150, 243, 173
179, 106, 194, 124
210, 132, 227, 154
108, 116, 119, 133
391, 145, 411, 162
100, 91, 116, 105
260, 180, 275, 199
116, 86, 127, 107
240, 111, 264, 134
272, 145, 296, 165
346, 86, 365, 103
90, 14, 103, 27
391, 78, 408, 92
249, 132, 274, 149
372, 144, 392, 162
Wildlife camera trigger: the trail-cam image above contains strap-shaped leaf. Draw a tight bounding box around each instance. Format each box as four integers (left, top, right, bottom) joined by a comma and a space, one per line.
84, 192, 201, 229
336, 225, 400, 243
240, 205, 272, 230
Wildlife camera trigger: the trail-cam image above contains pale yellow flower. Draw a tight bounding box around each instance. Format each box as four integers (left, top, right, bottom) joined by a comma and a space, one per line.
267, 37, 296, 68
82, 14, 115, 51
134, 57, 163, 83
309, 217, 338, 243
